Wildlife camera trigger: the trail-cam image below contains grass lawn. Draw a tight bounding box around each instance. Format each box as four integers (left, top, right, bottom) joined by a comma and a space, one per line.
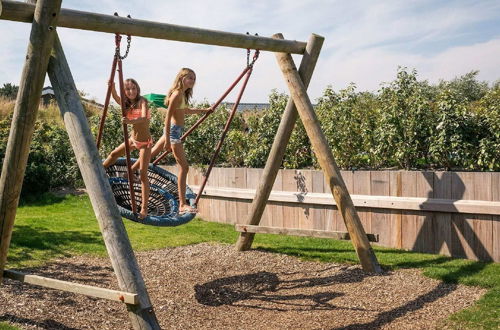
2, 193, 499, 329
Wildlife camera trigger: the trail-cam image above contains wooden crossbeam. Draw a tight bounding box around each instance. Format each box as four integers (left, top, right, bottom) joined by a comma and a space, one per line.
3, 270, 139, 304
235, 225, 379, 242
0, 1, 306, 54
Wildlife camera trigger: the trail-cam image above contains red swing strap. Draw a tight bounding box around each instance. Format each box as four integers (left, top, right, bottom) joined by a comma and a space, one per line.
152, 49, 260, 166
96, 28, 137, 214
194, 49, 260, 206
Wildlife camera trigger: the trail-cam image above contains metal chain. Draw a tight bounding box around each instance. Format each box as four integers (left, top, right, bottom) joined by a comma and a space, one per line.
246, 32, 259, 68
114, 13, 132, 60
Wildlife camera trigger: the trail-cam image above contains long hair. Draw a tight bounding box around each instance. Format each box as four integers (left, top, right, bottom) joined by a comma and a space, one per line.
165, 68, 195, 107
123, 78, 143, 109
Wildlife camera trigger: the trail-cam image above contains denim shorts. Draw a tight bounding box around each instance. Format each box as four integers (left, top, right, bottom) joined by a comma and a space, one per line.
167, 124, 184, 144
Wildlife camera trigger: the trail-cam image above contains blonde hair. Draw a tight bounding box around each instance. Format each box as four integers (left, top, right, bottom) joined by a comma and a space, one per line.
165, 68, 195, 107
124, 78, 144, 109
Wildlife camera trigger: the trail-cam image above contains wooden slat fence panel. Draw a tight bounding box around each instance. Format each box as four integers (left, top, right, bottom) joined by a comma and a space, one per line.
158, 166, 500, 262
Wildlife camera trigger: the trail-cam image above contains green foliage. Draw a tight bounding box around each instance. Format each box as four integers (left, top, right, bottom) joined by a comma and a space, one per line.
316, 84, 378, 169
244, 91, 287, 167
0, 83, 19, 100
477, 87, 500, 170
183, 102, 246, 166
22, 122, 79, 195
374, 68, 434, 169
429, 89, 486, 169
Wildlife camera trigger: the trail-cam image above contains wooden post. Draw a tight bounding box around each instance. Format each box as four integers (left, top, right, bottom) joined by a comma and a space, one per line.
275, 43, 382, 273
0, 0, 61, 281
235, 34, 324, 251
46, 33, 160, 329
0, 1, 306, 54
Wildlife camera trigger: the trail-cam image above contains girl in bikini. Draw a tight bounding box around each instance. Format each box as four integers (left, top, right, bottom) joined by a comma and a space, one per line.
103, 78, 152, 219
128, 68, 211, 214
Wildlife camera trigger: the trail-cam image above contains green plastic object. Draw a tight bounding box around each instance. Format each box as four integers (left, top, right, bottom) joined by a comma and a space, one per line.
143, 93, 166, 108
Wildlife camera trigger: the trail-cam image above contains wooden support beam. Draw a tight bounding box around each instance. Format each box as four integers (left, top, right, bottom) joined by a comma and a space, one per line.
235, 34, 324, 251
0, 0, 307, 54
275, 40, 382, 273
235, 225, 379, 242
3, 270, 139, 304
0, 0, 61, 281
46, 33, 160, 329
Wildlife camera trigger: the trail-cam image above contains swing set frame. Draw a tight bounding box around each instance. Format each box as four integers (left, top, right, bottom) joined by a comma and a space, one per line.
0, 1, 381, 329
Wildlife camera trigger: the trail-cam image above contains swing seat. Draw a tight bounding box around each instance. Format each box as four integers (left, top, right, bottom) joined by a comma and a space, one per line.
105, 158, 197, 226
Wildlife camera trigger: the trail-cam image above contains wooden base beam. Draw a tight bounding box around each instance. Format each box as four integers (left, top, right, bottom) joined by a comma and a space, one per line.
4, 270, 139, 304
236, 225, 379, 242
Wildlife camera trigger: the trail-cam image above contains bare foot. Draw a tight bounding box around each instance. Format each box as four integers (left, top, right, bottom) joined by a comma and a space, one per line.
138, 209, 148, 219
179, 205, 197, 215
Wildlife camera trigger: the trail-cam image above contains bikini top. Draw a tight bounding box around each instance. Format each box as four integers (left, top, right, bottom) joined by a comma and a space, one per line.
125, 100, 151, 121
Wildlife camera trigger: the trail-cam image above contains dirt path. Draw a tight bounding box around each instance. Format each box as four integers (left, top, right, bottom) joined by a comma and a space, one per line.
0, 243, 485, 329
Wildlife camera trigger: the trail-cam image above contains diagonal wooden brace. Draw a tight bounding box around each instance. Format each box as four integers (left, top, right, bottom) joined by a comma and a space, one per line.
235, 33, 324, 251
47, 33, 160, 329
274, 40, 382, 274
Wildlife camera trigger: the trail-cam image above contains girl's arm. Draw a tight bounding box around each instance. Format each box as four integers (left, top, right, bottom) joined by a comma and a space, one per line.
123, 99, 150, 124
184, 107, 213, 115
110, 82, 121, 105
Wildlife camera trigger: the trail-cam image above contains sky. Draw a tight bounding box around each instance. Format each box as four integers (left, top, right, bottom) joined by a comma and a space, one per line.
1, 0, 500, 104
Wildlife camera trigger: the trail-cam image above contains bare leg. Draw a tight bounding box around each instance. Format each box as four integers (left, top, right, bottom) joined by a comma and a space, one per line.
103, 142, 126, 168
138, 147, 152, 219
171, 143, 196, 213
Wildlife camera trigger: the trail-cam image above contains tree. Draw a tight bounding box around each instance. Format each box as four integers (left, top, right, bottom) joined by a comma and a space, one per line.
0, 83, 19, 100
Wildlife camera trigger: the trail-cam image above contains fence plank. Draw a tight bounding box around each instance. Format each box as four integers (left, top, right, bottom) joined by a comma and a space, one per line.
296, 169, 313, 229
415, 172, 434, 253
312, 170, 326, 230
401, 172, 417, 251
271, 170, 284, 228
433, 172, 452, 256
370, 171, 391, 246
282, 169, 299, 229
389, 172, 403, 248
473, 172, 493, 261
493, 173, 500, 262
352, 171, 371, 233
451, 172, 473, 259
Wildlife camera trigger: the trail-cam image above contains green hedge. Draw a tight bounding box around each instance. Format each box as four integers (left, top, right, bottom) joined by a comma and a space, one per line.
0, 69, 499, 197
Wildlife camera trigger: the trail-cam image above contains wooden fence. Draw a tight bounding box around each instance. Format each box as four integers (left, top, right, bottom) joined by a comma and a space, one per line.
164, 166, 500, 262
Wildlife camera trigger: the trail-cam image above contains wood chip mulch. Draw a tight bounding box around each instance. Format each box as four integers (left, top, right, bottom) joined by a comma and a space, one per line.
0, 243, 486, 329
